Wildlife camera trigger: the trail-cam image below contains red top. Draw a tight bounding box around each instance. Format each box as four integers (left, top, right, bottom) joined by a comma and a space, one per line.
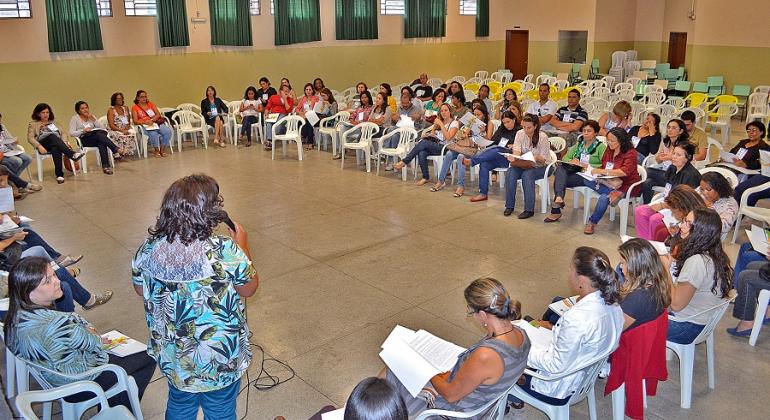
266, 95, 293, 115
600, 147, 641, 194
604, 311, 668, 420
131, 102, 160, 124
295, 95, 318, 114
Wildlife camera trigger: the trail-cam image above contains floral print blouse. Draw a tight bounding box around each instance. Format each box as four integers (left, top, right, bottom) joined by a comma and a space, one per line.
132, 235, 257, 392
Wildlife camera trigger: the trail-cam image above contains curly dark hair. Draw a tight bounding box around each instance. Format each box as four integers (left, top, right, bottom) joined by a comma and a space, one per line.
31, 103, 54, 121
700, 171, 734, 198
674, 208, 733, 298
149, 174, 227, 245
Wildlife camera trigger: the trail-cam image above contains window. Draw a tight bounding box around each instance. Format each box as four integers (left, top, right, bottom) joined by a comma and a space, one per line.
251, 0, 274, 15
459, 0, 476, 15
0, 0, 31, 18
380, 0, 403, 15
558, 30, 588, 64
124, 0, 156, 16
96, 0, 112, 16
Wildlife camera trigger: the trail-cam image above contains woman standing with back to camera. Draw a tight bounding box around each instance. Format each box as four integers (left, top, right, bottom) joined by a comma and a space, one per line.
132, 174, 259, 419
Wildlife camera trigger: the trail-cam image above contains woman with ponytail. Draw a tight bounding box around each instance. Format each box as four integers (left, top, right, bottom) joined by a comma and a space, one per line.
382, 277, 529, 419
515, 247, 624, 406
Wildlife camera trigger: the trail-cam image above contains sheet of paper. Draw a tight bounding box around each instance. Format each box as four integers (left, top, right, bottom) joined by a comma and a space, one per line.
305, 110, 320, 126
0, 298, 9, 311
320, 408, 344, 420
145, 123, 160, 131
577, 171, 615, 181
0, 187, 14, 214
657, 208, 678, 227
547, 296, 578, 317
512, 320, 552, 353
713, 162, 759, 175
265, 113, 280, 123
761, 150, 770, 177
621, 235, 669, 255
407, 330, 465, 372
379, 343, 440, 398
473, 137, 493, 148
380, 324, 416, 349
720, 151, 738, 163
396, 115, 415, 129
512, 151, 535, 162
424, 109, 437, 118
747, 225, 769, 256
458, 112, 474, 126
18, 216, 34, 223
101, 330, 147, 357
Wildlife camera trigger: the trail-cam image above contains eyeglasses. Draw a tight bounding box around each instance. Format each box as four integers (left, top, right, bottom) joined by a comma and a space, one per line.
747, 127, 760, 132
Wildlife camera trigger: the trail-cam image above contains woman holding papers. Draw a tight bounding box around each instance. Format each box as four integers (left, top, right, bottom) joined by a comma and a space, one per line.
617, 239, 671, 330
581, 127, 641, 234
464, 111, 522, 202
303, 88, 338, 151
3, 257, 155, 410
334, 91, 374, 160
544, 120, 606, 222
434, 106, 493, 197
105, 92, 138, 157
296, 83, 320, 150
131, 90, 172, 158
728, 259, 770, 337
666, 208, 733, 344
383, 277, 529, 418
424, 89, 446, 123
641, 119, 691, 203
27, 103, 85, 183
0, 113, 42, 194
239, 86, 261, 147
502, 114, 555, 219
200, 86, 229, 148
70, 101, 122, 175
394, 104, 458, 186
634, 185, 705, 242
513, 247, 623, 406
730, 122, 770, 207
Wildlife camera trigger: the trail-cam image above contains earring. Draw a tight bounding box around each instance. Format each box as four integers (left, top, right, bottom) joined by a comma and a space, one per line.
484, 323, 487, 327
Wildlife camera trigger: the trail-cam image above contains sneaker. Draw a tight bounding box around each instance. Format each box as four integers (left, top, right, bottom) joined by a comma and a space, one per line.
72, 152, 85, 161
83, 290, 113, 310
57, 254, 83, 267
56, 177, 65, 184
332, 153, 342, 160
26, 183, 43, 192
385, 163, 394, 171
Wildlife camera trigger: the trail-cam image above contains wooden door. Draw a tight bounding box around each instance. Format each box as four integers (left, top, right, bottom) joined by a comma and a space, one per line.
505, 30, 529, 79
668, 32, 687, 68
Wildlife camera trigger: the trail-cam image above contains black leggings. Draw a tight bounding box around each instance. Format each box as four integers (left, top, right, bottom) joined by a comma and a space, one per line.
65, 352, 156, 410
38, 134, 77, 177
81, 131, 119, 168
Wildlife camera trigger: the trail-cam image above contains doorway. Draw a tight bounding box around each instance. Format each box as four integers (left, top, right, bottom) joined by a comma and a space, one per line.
505, 30, 529, 80
668, 32, 687, 68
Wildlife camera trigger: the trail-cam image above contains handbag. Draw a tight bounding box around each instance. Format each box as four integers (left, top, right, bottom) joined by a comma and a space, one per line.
509, 159, 536, 170
63, 156, 81, 172
446, 133, 479, 158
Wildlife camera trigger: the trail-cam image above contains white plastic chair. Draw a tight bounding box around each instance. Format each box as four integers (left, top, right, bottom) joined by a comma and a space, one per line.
414, 383, 513, 420
427, 78, 443, 89
271, 115, 305, 161
15, 380, 137, 420
750, 289, 770, 346
71, 135, 113, 174
746, 92, 769, 125
698, 166, 738, 187
340, 122, 379, 172
474, 70, 489, 80
706, 103, 739, 145
318, 111, 349, 154
679, 107, 707, 129
171, 110, 208, 150
548, 136, 566, 153
175, 103, 202, 114
553, 79, 569, 91
375, 127, 417, 180
666, 294, 735, 409
13, 355, 144, 420
509, 352, 611, 420
34, 150, 78, 182
731, 180, 770, 243
581, 165, 647, 236
665, 97, 686, 111
98, 116, 141, 160
699, 137, 724, 166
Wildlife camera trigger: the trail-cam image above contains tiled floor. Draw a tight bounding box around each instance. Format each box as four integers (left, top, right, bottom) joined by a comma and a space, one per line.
3, 121, 769, 419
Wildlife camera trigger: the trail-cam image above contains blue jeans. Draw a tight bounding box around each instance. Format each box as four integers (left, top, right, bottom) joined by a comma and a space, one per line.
166, 379, 241, 420
265, 115, 287, 142
734, 242, 767, 289
438, 150, 465, 186
582, 179, 617, 224
2, 153, 32, 176
471, 147, 509, 195
2, 164, 29, 188
20, 228, 62, 261
505, 166, 547, 212
54, 266, 92, 311
142, 124, 172, 147
240, 115, 258, 142
667, 319, 705, 344
735, 175, 770, 206
402, 139, 444, 180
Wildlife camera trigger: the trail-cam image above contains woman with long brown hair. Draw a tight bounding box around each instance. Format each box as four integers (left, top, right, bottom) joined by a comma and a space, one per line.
617, 238, 672, 330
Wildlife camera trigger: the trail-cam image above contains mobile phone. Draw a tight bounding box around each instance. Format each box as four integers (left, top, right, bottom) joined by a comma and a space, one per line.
222, 211, 236, 231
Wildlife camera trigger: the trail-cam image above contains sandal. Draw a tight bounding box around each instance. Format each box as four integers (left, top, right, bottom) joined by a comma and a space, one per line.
453, 187, 465, 197
416, 179, 430, 186
102, 168, 113, 175
67, 267, 81, 278
430, 182, 446, 192
544, 214, 562, 223
83, 290, 113, 310
584, 223, 596, 235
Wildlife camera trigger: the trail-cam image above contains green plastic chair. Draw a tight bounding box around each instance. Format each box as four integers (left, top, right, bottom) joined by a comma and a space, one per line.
707, 76, 724, 97
589, 59, 600, 79
732, 84, 751, 98
676, 67, 685, 80
655, 63, 670, 79
693, 82, 709, 93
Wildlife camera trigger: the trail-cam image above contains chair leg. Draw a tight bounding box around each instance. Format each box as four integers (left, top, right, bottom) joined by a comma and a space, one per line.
587, 383, 598, 420
619, 202, 629, 237
42, 401, 52, 420
365, 148, 371, 173
732, 213, 743, 243
341, 147, 345, 169
706, 334, 716, 389
679, 345, 695, 409
37, 157, 44, 182
5, 350, 14, 398
611, 384, 625, 420
750, 290, 770, 346
272, 140, 276, 160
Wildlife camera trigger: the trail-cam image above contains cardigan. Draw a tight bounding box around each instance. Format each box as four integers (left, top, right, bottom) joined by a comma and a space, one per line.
600, 147, 641, 193
664, 163, 701, 190
200, 97, 228, 124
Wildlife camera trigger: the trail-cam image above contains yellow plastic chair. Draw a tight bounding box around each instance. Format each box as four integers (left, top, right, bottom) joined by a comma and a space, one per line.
705, 94, 739, 116
463, 83, 480, 93
683, 93, 709, 109
503, 82, 523, 95
524, 90, 540, 100
550, 90, 568, 101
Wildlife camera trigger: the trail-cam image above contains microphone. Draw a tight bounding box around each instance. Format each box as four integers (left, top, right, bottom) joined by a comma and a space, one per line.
222, 211, 236, 231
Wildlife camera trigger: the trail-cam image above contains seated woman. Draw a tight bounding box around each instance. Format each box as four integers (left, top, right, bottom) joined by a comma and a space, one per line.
631, 112, 662, 163
383, 277, 528, 418
544, 120, 606, 222
733, 241, 770, 290
730, 122, 770, 205
513, 247, 623, 407
27, 103, 85, 184
303, 377, 407, 420
424, 89, 445, 119
106, 92, 138, 157
477, 85, 494, 112
502, 113, 554, 219
450, 91, 469, 120
280, 78, 297, 101
380, 83, 397, 114
239, 86, 260, 147
69, 101, 121, 175
581, 127, 641, 234
641, 119, 691, 203
617, 239, 670, 331
296, 83, 319, 150
131, 90, 173, 158
369, 92, 393, 135
464, 110, 522, 202
666, 208, 733, 344
200, 86, 228, 148
0, 113, 42, 194
394, 103, 457, 186
264, 84, 295, 151
635, 185, 705, 243
311, 88, 339, 150
4, 257, 152, 410
494, 89, 520, 120
400, 86, 423, 110
313, 77, 325, 96
349, 82, 368, 109
447, 81, 464, 102
334, 91, 373, 160
728, 259, 770, 337
434, 106, 494, 198
597, 101, 632, 136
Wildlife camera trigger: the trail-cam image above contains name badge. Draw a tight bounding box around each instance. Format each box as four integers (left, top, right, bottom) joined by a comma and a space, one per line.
262, 94, 268, 101
47, 123, 58, 132
415, 89, 425, 97
631, 135, 640, 148
562, 114, 573, 123
84, 123, 92, 129
146, 109, 156, 118
663, 183, 672, 197
499, 137, 510, 148
210, 106, 218, 116
304, 103, 310, 111
580, 153, 591, 165
736, 148, 749, 160
119, 116, 128, 125
605, 162, 615, 170
358, 112, 364, 121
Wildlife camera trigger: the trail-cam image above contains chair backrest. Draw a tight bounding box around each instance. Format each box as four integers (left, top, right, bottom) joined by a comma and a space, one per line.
655, 104, 677, 121
671, 294, 735, 346
611, 51, 626, 67
548, 136, 566, 153
275, 115, 305, 134
665, 97, 686, 110
699, 166, 738, 187
15, 380, 137, 420
713, 103, 739, 121
614, 82, 632, 93
475, 70, 489, 80
171, 109, 202, 128
553, 79, 569, 91
501, 73, 513, 84
643, 91, 666, 106
414, 382, 514, 420
679, 107, 706, 124
97, 116, 108, 128
176, 103, 201, 113
523, 73, 534, 83
753, 85, 770, 94
645, 84, 664, 94
464, 90, 477, 101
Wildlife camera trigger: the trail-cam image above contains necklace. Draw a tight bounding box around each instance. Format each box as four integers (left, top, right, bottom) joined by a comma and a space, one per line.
490, 327, 515, 338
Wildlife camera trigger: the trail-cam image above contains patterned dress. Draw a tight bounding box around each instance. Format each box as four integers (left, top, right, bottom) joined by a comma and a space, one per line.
132, 235, 256, 393
108, 106, 137, 156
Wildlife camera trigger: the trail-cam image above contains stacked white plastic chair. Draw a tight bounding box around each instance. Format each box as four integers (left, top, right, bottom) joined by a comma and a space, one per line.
608, 51, 627, 87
